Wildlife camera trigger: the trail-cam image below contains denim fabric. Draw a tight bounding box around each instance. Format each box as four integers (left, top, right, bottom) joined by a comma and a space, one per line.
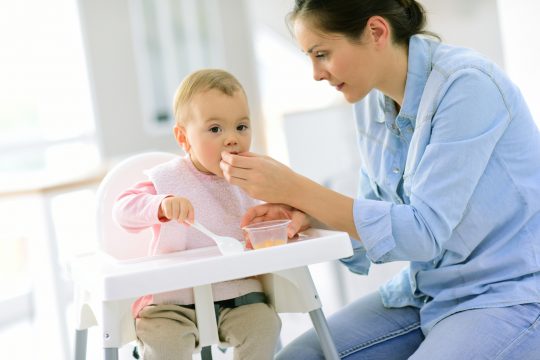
276, 293, 540, 359
343, 35, 540, 333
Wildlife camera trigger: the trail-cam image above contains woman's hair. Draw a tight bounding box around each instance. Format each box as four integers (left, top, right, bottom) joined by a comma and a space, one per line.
288, 0, 437, 45
173, 68, 246, 124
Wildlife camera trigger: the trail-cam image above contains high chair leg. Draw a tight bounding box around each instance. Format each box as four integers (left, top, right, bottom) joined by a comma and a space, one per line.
309, 309, 339, 360
201, 346, 213, 360
104, 348, 119, 360
74, 329, 87, 360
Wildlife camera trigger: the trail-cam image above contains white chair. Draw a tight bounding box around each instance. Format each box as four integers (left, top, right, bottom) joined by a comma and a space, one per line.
69, 151, 353, 360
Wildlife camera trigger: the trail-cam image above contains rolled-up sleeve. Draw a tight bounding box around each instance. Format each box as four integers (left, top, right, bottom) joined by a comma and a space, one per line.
353, 69, 511, 263
353, 199, 395, 262
339, 168, 383, 273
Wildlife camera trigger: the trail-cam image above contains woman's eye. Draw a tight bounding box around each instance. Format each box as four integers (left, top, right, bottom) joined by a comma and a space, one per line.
209, 126, 221, 133
237, 124, 249, 131
315, 51, 326, 59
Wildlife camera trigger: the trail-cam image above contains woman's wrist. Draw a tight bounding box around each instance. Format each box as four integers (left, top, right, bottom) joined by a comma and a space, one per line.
288, 176, 359, 238
282, 170, 312, 207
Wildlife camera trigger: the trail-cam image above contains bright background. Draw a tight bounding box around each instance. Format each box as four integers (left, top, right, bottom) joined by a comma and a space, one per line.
0, 0, 538, 359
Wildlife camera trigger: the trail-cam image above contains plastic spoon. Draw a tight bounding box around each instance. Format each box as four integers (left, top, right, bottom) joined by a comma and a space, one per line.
191, 221, 244, 255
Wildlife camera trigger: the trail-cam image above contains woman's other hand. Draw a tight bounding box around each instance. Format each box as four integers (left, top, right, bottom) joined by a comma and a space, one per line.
241, 203, 311, 238
220, 151, 300, 204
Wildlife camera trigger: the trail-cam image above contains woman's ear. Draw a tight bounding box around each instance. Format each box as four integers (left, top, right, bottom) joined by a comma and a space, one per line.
173, 124, 190, 152
365, 16, 390, 48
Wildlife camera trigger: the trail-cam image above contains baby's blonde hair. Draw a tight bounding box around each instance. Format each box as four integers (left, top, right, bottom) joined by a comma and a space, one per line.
173, 68, 246, 124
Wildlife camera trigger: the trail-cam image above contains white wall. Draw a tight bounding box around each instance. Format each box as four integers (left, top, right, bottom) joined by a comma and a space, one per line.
422, 0, 504, 67
498, 0, 540, 127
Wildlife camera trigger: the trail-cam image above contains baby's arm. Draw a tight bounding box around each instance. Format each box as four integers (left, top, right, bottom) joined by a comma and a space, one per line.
113, 181, 171, 232
114, 180, 195, 233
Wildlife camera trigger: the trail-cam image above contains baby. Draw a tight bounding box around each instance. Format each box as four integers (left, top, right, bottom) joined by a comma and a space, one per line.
113, 69, 281, 359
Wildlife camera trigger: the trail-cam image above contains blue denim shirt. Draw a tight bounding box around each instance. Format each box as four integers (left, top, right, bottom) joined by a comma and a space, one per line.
343, 35, 540, 333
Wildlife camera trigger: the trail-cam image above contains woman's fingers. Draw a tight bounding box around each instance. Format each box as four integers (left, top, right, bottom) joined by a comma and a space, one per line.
240, 203, 310, 238
240, 204, 273, 227
288, 210, 310, 238
240, 204, 286, 227
221, 151, 255, 169
221, 162, 251, 181
221, 151, 297, 204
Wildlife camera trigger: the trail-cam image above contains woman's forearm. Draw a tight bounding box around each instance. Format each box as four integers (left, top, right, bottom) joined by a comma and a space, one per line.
286, 173, 360, 240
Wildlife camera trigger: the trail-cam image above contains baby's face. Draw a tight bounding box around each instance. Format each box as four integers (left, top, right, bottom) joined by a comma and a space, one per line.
180, 89, 251, 176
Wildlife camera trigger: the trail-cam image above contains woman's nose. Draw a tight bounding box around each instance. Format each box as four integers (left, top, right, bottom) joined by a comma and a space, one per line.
313, 64, 327, 82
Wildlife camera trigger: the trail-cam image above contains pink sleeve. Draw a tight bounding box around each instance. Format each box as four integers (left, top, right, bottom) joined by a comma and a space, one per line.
113, 181, 172, 233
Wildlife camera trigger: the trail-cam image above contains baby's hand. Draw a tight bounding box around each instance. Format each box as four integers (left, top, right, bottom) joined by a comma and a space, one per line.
159, 196, 194, 225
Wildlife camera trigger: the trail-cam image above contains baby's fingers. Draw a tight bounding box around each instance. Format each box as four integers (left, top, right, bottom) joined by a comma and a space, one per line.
177, 200, 194, 225
161, 200, 173, 220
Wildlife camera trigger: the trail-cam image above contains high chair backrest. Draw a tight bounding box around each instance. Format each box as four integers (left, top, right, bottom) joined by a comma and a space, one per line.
96, 152, 176, 260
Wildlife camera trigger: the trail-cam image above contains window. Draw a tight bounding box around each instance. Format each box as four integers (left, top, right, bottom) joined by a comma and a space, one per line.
0, 0, 99, 179
0, 0, 97, 333
129, 0, 224, 133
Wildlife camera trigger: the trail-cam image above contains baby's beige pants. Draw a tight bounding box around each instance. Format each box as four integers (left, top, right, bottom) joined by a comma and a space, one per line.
136, 302, 281, 360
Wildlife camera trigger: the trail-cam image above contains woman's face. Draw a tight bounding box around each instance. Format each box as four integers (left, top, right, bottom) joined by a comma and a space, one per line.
294, 18, 379, 103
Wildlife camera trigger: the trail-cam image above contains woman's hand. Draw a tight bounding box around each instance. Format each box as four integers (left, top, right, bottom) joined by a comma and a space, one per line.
222, 152, 359, 239
220, 151, 300, 204
241, 203, 311, 238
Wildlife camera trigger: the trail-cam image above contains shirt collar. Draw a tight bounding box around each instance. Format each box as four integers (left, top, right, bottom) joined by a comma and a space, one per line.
379, 35, 434, 128
401, 35, 434, 128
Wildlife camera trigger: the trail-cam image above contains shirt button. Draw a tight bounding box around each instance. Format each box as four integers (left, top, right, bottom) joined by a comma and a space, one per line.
392, 167, 400, 174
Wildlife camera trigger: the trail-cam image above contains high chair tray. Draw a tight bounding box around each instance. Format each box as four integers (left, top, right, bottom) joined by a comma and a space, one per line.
70, 228, 353, 301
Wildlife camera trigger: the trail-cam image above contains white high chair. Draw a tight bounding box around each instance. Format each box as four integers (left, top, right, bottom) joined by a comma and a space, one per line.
69, 151, 353, 360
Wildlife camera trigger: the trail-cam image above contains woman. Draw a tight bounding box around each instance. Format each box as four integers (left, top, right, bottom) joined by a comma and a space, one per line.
220, 0, 540, 358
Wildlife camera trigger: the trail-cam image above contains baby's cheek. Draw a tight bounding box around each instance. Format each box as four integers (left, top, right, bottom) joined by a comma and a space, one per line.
203, 146, 223, 172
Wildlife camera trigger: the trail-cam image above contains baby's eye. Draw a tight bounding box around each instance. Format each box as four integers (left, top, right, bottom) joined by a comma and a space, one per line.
237, 124, 249, 131
209, 126, 221, 133
315, 51, 326, 59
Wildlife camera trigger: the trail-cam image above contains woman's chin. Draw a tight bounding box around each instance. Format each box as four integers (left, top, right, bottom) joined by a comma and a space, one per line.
344, 92, 362, 103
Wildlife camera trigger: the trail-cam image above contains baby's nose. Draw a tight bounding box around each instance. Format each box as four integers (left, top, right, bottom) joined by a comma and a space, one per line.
224, 135, 238, 146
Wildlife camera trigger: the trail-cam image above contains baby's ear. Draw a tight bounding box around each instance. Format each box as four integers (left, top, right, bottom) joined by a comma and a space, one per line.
173, 125, 190, 152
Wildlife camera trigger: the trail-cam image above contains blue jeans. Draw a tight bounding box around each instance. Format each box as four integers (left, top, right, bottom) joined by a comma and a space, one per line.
276, 292, 540, 359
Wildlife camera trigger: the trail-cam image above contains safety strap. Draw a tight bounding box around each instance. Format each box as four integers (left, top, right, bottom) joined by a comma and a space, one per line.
214, 291, 267, 310
207, 292, 268, 358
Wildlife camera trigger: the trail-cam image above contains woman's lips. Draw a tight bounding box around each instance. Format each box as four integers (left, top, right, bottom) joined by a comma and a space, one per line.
336, 82, 345, 91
